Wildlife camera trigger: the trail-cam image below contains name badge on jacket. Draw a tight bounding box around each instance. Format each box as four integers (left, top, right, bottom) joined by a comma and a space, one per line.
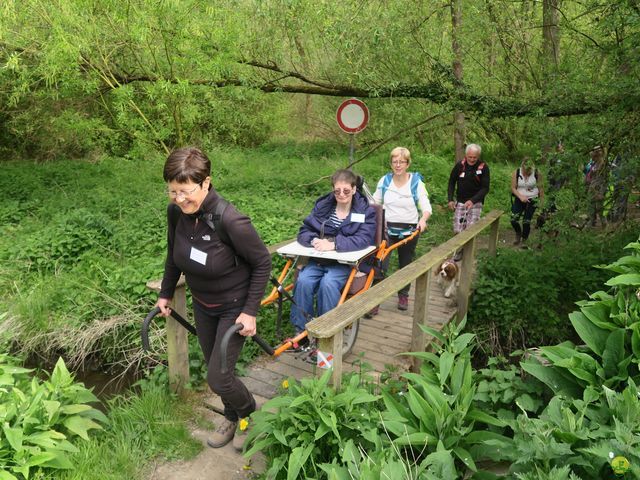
190, 247, 207, 265
350, 213, 365, 223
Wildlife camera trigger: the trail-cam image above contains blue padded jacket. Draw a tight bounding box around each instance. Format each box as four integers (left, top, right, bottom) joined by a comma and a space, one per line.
297, 191, 376, 252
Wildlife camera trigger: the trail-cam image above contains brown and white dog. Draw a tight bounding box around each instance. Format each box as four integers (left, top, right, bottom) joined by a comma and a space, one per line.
435, 260, 459, 298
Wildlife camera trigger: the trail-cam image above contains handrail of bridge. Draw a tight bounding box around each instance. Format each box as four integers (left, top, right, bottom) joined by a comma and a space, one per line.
306, 209, 503, 388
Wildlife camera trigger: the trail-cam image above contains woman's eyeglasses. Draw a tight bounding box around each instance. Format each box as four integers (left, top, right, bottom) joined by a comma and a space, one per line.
166, 184, 201, 199
391, 160, 408, 165
333, 188, 353, 196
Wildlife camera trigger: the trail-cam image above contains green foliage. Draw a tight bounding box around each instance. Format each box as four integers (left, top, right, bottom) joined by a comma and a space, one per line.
468, 228, 638, 355
49, 385, 202, 480
245, 371, 382, 479
0, 355, 107, 480
474, 356, 545, 420
387, 318, 508, 476
521, 239, 640, 397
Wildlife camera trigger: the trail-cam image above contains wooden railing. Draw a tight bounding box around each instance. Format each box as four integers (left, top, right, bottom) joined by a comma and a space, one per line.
147, 210, 502, 393
306, 210, 502, 388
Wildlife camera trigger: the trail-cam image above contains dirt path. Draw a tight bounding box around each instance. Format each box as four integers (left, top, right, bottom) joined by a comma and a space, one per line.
146, 398, 265, 480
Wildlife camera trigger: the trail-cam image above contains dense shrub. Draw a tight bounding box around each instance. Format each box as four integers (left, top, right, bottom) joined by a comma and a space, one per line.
468, 228, 638, 357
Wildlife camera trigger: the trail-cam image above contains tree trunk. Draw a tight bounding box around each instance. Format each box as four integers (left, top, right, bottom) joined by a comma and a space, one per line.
542, 0, 561, 68
451, 0, 465, 162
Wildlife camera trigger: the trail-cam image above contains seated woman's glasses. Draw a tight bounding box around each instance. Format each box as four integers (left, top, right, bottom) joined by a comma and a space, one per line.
333, 188, 353, 196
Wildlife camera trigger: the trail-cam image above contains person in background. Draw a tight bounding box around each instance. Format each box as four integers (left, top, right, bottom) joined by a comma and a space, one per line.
584, 145, 608, 227
510, 156, 544, 246
371, 146, 432, 313
290, 169, 376, 349
447, 144, 490, 258
536, 141, 565, 230
156, 147, 271, 451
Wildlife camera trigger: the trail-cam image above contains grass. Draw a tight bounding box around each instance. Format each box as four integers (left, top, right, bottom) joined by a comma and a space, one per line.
44, 386, 203, 480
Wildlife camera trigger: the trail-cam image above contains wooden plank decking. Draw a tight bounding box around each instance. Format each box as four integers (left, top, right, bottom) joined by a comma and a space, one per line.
206, 283, 456, 406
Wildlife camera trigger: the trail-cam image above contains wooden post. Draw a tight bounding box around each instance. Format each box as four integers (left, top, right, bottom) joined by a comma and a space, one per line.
456, 238, 476, 322
146, 277, 190, 394
488, 218, 499, 257
410, 269, 432, 372
318, 331, 343, 390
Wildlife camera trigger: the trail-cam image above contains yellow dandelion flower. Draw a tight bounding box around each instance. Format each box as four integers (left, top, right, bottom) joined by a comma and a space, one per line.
282, 379, 289, 389
239, 418, 249, 431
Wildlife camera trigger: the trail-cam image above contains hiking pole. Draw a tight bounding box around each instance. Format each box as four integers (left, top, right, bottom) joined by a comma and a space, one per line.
220, 324, 275, 374
141, 306, 196, 351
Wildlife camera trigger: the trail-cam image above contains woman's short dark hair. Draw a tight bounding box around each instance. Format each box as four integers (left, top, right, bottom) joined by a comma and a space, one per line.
331, 169, 357, 187
163, 147, 211, 184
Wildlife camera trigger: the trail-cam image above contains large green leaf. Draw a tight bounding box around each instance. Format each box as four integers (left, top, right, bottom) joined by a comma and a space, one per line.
520, 361, 583, 398
569, 311, 609, 356
0, 471, 18, 480
2, 424, 23, 451
602, 329, 626, 379
453, 446, 477, 472
25, 452, 57, 467
466, 409, 506, 428
606, 274, 640, 286
63, 415, 102, 440
287, 444, 314, 480
406, 384, 437, 429
581, 302, 614, 330
439, 351, 454, 386
632, 324, 640, 358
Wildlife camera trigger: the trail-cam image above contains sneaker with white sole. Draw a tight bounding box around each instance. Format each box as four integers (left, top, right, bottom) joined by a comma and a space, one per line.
207, 418, 237, 448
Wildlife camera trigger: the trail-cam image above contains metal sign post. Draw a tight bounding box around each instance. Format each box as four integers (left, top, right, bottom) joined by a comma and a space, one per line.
336, 98, 369, 165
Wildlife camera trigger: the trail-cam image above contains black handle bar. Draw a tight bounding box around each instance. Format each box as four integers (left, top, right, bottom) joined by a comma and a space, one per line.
142, 307, 275, 373
141, 306, 196, 351
220, 324, 275, 374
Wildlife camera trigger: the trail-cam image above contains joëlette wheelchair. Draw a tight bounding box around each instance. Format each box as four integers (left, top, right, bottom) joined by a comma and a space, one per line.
141, 202, 420, 372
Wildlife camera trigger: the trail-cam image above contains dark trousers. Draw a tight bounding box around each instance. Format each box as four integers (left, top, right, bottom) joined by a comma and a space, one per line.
511, 197, 537, 240
193, 301, 256, 422
381, 224, 420, 296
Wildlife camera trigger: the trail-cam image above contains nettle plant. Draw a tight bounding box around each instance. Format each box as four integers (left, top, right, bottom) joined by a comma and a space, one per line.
0, 355, 107, 480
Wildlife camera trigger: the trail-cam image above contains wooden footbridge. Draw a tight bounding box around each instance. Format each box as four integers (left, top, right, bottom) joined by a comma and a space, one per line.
147, 210, 502, 401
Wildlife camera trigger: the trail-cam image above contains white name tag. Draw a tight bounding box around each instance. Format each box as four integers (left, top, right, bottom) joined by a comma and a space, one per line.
459, 172, 465, 178
476, 170, 482, 175
351, 213, 365, 223
189, 247, 207, 265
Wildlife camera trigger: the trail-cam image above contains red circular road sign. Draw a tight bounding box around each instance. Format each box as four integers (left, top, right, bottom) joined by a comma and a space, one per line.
336, 98, 369, 134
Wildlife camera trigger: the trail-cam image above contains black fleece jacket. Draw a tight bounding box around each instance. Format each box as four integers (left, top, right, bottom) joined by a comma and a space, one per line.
447, 160, 491, 204
159, 188, 271, 317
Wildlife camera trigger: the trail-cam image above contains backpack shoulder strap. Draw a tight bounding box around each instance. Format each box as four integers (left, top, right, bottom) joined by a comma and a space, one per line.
167, 203, 181, 235
409, 172, 423, 209
199, 197, 231, 246
380, 173, 393, 204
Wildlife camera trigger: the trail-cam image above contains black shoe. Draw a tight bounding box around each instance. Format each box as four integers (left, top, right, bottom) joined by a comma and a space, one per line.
453, 250, 463, 262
